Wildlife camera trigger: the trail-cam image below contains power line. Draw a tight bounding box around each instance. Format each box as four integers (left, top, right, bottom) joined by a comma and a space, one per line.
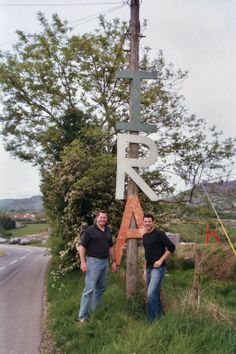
72, 4, 125, 27
0, 3, 126, 47
0, 1, 124, 6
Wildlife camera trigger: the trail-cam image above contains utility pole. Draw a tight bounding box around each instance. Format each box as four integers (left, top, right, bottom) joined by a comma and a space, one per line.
126, 0, 140, 297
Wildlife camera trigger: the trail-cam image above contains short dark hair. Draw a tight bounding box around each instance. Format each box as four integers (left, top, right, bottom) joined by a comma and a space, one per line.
143, 213, 154, 221
96, 210, 108, 217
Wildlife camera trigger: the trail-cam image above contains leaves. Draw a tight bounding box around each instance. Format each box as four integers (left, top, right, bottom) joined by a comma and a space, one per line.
0, 14, 235, 271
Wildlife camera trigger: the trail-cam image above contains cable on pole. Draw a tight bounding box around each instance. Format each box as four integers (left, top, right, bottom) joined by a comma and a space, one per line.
201, 183, 236, 256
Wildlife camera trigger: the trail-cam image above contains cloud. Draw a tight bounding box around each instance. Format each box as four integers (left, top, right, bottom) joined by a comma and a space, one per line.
0, 144, 40, 199
141, 0, 236, 136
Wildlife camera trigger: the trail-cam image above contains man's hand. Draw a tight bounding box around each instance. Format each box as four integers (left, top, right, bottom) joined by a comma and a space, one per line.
153, 259, 163, 268
139, 227, 146, 237
143, 268, 146, 282
111, 261, 117, 272
80, 261, 87, 272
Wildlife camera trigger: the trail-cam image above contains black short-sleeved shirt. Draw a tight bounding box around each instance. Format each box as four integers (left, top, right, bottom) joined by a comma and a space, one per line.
143, 229, 175, 268
79, 224, 113, 259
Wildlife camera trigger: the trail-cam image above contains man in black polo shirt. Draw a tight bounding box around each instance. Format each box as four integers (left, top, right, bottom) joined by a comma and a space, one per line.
77, 210, 116, 323
142, 213, 175, 321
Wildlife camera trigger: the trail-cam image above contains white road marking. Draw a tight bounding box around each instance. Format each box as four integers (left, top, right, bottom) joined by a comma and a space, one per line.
20, 256, 26, 260
0, 266, 6, 271
9, 259, 19, 265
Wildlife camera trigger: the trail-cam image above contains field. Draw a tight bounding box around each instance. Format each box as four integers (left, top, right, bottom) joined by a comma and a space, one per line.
10, 223, 48, 237
169, 220, 236, 244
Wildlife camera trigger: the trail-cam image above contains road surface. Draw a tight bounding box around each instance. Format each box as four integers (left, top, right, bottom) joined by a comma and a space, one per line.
0, 244, 51, 354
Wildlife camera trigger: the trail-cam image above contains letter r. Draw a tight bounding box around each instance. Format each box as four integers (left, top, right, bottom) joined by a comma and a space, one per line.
116, 133, 158, 201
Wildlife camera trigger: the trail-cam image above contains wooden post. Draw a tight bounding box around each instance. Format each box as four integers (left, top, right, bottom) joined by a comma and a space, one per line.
192, 246, 201, 310
126, 0, 140, 297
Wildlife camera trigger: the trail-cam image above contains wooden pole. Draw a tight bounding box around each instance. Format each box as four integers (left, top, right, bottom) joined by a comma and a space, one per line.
192, 246, 201, 310
126, 0, 140, 297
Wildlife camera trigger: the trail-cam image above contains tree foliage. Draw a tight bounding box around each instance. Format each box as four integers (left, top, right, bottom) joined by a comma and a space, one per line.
41, 126, 124, 271
0, 215, 16, 231
0, 14, 235, 270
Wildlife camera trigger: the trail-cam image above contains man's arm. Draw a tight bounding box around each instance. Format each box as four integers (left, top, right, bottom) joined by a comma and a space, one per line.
109, 247, 117, 272
153, 250, 172, 268
78, 245, 87, 272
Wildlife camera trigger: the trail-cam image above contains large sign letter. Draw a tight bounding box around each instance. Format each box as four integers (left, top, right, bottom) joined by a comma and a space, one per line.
116, 70, 157, 133
116, 133, 158, 201
114, 194, 144, 265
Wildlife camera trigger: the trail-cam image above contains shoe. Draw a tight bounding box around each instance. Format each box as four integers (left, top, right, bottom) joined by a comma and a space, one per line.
77, 318, 87, 324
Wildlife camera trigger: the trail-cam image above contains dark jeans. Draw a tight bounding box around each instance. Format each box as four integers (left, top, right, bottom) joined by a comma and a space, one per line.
146, 266, 166, 321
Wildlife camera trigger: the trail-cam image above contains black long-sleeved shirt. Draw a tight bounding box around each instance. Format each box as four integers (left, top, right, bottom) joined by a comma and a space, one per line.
143, 229, 175, 268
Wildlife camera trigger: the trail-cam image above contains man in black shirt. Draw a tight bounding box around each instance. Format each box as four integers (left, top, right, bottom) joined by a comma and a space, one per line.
142, 213, 175, 321
77, 210, 116, 323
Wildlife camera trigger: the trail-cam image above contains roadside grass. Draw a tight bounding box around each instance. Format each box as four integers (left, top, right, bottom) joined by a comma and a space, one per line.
46, 259, 236, 354
10, 223, 48, 237
28, 239, 51, 248
200, 276, 236, 313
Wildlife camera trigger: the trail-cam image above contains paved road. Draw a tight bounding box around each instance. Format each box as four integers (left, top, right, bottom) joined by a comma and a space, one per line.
0, 245, 51, 354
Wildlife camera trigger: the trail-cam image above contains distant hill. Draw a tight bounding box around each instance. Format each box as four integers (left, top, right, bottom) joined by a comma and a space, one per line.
191, 180, 236, 209
179, 180, 236, 218
0, 195, 43, 211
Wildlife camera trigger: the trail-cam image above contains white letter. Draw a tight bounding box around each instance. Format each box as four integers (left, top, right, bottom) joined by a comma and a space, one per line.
116, 133, 158, 201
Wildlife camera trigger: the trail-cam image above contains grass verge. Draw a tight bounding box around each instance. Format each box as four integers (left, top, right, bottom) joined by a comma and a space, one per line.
46, 261, 236, 354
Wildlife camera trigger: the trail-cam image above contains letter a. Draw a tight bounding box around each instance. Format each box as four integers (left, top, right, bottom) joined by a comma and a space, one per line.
114, 195, 144, 265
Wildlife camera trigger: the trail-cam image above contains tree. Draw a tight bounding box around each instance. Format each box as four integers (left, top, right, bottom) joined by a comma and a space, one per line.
0, 14, 233, 182
0, 14, 129, 163
41, 127, 124, 271
0, 215, 16, 231
0, 14, 234, 270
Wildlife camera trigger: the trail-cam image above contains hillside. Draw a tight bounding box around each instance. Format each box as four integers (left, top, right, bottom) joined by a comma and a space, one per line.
192, 180, 236, 208
177, 180, 236, 217
0, 195, 43, 211
0, 180, 235, 214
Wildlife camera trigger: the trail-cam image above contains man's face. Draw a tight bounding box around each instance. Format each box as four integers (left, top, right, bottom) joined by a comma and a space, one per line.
143, 217, 154, 233
96, 212, 108, 227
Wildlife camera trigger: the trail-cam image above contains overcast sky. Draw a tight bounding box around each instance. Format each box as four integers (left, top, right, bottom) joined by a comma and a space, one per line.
0, 0, 235, 198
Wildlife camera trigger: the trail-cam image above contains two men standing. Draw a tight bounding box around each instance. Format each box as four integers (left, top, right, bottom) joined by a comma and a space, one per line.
77, 210, 175, 323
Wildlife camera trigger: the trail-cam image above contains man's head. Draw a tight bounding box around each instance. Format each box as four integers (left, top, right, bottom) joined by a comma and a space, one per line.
96, 210, 108, 228
143, 213, 155, 233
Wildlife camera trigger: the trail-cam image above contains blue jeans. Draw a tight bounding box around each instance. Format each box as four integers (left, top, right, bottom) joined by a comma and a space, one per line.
146, 266, 166, 321
78, 256, 109, 320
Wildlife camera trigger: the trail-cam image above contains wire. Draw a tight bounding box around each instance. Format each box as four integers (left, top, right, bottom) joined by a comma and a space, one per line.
201, 183, 236, 256
0, 2, 124, 6
0, 3, 126, 47
72, 4, 125, 27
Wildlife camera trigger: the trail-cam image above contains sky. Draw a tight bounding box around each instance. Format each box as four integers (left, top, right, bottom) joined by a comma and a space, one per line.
0, 0, 235, 198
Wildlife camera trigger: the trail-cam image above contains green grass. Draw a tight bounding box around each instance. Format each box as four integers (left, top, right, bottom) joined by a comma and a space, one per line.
10, 223, 48, 237
46, 261, 236, 354
170, 223, 206, 242
169, 222, 236, 244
